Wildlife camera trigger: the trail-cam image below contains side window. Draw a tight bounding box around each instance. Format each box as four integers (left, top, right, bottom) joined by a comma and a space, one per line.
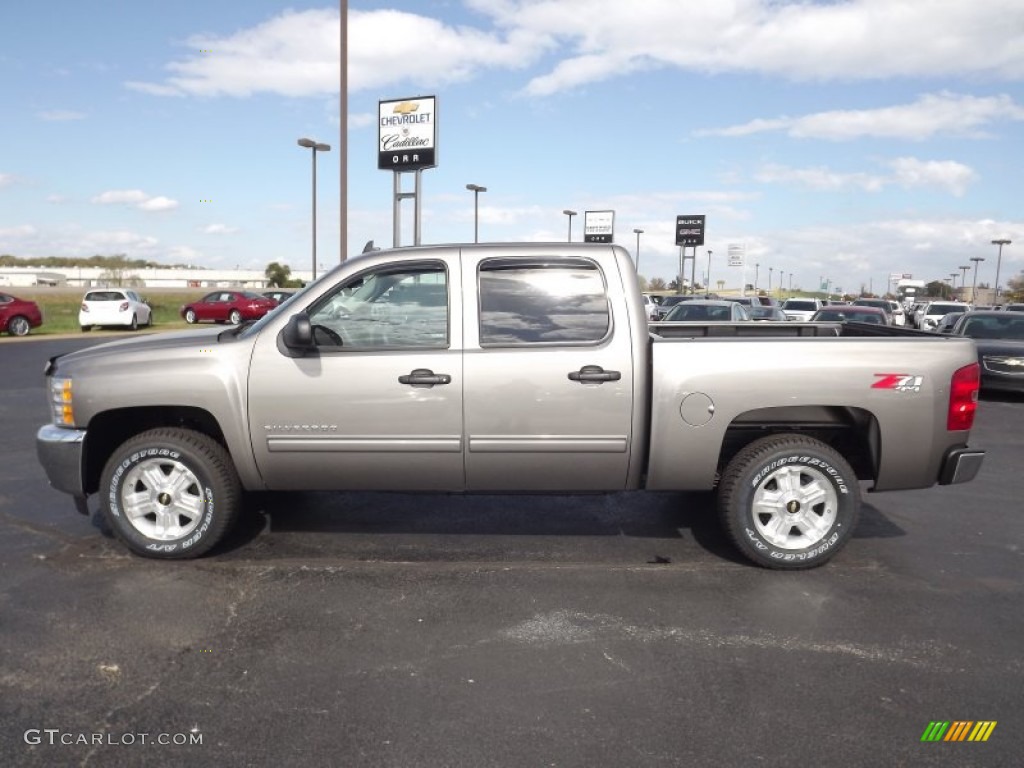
478, 258, 610, 346
307, 262, 448, 349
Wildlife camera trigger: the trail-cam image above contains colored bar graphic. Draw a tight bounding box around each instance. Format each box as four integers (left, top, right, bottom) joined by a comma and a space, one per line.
921, 720, 996, 742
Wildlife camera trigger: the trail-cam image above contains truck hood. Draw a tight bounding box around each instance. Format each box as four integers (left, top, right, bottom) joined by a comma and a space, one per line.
48, 327, 230, 373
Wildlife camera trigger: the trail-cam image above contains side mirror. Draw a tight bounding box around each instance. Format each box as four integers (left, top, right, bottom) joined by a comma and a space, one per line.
281, 313, 314, 353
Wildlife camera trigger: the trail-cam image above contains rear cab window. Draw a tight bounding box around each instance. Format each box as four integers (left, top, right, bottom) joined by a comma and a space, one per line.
477, 257, 611, 346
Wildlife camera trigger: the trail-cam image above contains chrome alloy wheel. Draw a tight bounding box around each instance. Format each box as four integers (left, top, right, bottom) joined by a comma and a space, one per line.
121, 457, 205, 541
751, 464, 838, 550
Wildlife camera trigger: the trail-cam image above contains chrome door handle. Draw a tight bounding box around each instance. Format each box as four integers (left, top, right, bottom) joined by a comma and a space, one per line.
568, 365, 621, 383
398, 368, 452, 387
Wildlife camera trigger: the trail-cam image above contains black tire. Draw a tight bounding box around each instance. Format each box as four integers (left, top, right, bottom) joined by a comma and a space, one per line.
717, 435, 860, 569
81, 325, 92, 332
8, 315, 31, 336
129, 314, 138, 331
229, 309, 242, 325
99, 428, 241, 559
185, 309, 197, 324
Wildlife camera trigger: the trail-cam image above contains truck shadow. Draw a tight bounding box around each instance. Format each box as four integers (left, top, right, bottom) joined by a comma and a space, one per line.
210, 492, 905, 565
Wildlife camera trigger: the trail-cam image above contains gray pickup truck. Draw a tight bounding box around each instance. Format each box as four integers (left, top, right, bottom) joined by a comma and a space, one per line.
36, 243, 985, 568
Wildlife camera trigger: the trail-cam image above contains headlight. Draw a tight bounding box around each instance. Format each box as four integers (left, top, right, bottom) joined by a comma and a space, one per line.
49, 377, 75, 426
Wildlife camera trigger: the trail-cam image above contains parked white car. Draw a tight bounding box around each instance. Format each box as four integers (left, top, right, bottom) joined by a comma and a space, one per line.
887, 301, 906, 326
919, 301, 967, 332
79, 289, 152, 331
780, 298, 823, 321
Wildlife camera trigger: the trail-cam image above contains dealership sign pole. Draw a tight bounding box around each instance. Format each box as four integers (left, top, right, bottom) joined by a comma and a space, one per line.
379, 96, 437, 247
676, 215, 705, 294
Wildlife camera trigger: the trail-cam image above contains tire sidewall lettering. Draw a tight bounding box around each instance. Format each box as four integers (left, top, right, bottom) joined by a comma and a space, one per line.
750, 453, 849, 495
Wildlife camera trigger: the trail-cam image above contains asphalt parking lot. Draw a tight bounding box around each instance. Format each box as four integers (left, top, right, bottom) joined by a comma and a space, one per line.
2, 336, 1022, 767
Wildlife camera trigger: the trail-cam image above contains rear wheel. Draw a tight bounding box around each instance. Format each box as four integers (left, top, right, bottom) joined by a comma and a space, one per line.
8, 315, 30, 336
229, 309, 242, 325
129, 314, 138, 331
81, 325, 92, 332
100, 428, 241, 559
717, 435, 860, 569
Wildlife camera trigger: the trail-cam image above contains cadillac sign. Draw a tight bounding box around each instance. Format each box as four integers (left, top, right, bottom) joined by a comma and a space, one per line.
675, 215, 705, 247
378, 96, 437, 171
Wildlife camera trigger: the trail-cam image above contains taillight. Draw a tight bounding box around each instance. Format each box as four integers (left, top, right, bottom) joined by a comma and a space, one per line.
119, 301, 129, 312
947, 363, 980, 431
80, 303, 88, 312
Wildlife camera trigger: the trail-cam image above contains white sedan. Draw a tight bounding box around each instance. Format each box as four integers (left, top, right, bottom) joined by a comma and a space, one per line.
79, 289, 152, 331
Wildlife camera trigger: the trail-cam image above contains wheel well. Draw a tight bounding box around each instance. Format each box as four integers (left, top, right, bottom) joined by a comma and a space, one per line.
720, 405, 879, 482
82, 406, 226, 495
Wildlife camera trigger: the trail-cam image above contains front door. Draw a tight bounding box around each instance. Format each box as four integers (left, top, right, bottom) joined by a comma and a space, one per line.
247, 257, 464, 491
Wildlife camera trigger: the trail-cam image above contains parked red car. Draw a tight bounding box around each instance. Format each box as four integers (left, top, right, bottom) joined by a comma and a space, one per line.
0, 292, 44, 336
180, 291, 277, 325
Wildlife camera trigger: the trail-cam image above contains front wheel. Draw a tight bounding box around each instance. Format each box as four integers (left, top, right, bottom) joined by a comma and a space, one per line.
717, 435, 860, 569
184, 309, 197, 324
8, 315, 31, 336
229, 309, 242, 325
99, 428, 241, 559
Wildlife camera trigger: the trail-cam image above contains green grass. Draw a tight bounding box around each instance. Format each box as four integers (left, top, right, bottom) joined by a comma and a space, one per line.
5, 289, 211, 336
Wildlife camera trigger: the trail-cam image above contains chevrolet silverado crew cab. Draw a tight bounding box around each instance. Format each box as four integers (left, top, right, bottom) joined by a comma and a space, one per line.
36, 243, 985, 569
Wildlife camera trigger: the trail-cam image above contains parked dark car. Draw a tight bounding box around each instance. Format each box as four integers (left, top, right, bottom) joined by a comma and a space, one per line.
663, 300, 751, 322
654, 295, 710, 319
0, 292, 44, 336
181, 291, 277, 325
810, 306, 889, 325
934, 312, 966, 334
951, 311, 1024, 393
851, 298, 894, 324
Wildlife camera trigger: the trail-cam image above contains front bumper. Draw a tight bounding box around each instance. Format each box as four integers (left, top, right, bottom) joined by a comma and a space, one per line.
36, 425, 89, 512
938, 447, 985, 485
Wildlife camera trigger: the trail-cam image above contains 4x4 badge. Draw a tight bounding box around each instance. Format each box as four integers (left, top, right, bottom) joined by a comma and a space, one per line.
872, 373, 923, 392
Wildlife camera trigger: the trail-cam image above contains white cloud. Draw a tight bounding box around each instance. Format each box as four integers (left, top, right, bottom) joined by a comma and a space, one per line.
754, 157, 977, 196
0, 173, 17, 187
37, 110, 86, 121
137, 196, 179, 212
887, 158, 977, 197
92, 189, 149, 205
46, 194, 67, 204
202, 223, 239, 235
0, 224, 38, 238
126, 8, 543, 98
91, 189, 179, 212
697, 92, 1024, 141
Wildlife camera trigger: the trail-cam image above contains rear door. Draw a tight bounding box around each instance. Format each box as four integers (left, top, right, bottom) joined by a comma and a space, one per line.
461, 250, 634, 491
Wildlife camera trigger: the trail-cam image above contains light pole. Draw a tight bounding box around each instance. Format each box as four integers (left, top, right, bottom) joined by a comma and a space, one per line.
969, 257, 985, 304
768, 267, 773, 294
950, 272, 959, 299
991, 238, 1012, 305
466, 184, 487, 243
633, 228, 644, 273
779, 270, 785, 298
563, 209, 577, 242
297, 138, 330, 282
755, 263, 760, 292
958, 265, 970, 298
705, 249, 712, 297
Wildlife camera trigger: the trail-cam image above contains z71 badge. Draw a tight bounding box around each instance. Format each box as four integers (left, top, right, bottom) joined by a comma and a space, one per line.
872, 373, 924, 392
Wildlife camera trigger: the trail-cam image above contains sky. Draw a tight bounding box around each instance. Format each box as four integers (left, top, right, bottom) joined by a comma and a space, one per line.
1, 0, 1023, 294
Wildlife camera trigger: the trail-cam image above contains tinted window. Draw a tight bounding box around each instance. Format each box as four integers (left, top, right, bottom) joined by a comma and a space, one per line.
308, 262, 448, 349
85, 291, 125, 301
478, 258, 610, 345
784, 300, 817, 311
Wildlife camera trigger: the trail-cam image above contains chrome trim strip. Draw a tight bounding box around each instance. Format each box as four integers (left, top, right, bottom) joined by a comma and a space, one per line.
469, 436, 628, 453
267, 436, 462, 453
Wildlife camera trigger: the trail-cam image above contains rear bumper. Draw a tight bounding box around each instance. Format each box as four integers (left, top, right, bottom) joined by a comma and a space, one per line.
938, 447, 985, 485
36, 425, 88, 507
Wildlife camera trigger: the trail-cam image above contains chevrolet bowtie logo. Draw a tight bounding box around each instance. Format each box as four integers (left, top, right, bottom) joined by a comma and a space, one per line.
393, 101, 419, 114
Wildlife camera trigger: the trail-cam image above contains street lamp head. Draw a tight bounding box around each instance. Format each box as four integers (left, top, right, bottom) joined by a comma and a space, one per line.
466, 184, 487, 193
970, 256, 985, 263
563, 209, 577, 216
633, 228, 644, 235
298, 138, 330, 151
991, 238, 1012, 246
297, 138, 315, 148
